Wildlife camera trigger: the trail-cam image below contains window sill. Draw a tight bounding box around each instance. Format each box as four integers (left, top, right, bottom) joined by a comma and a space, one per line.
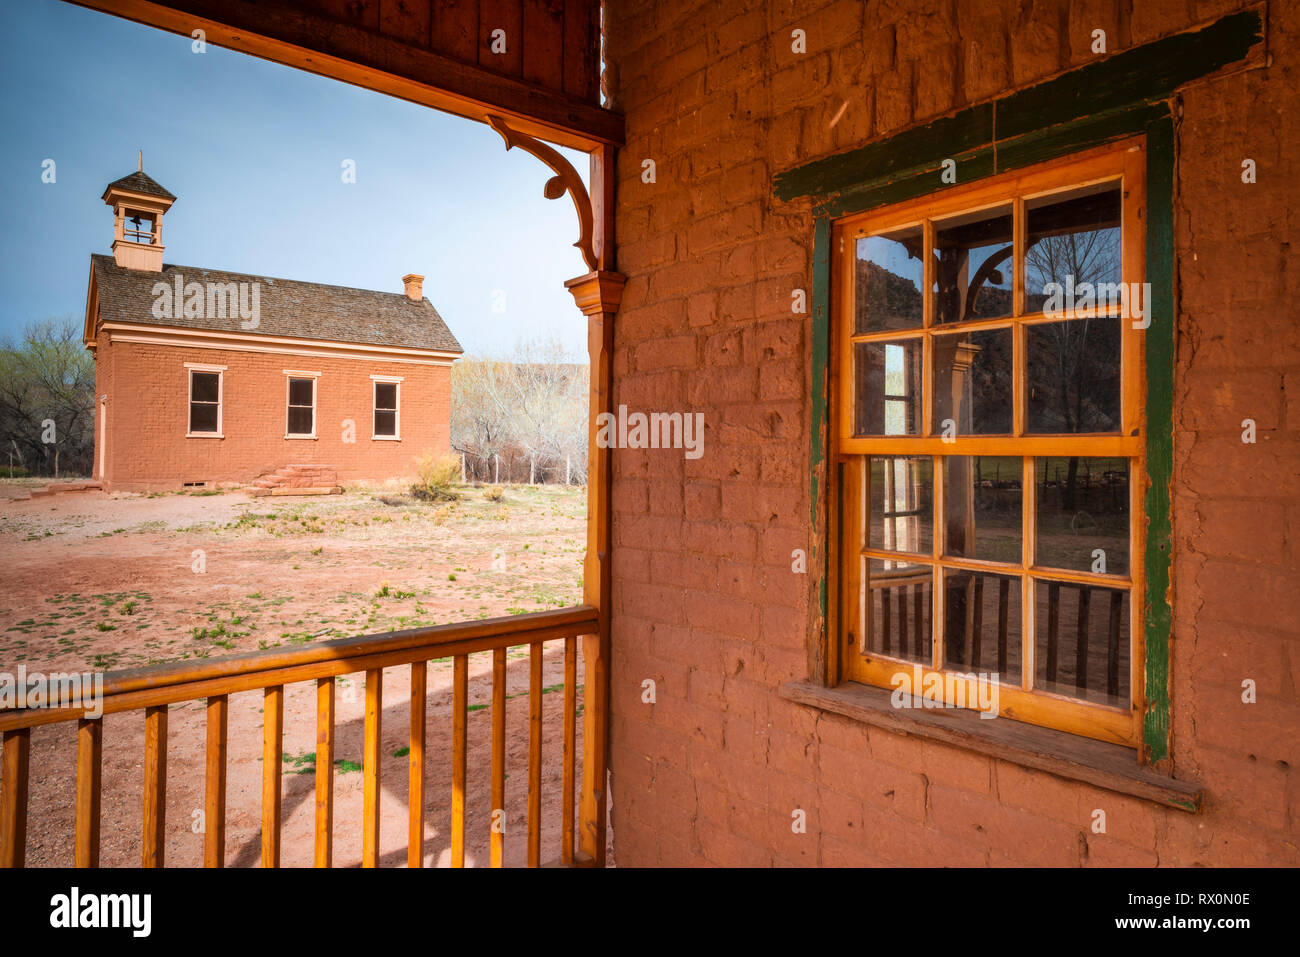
186, 432, 223, 439
285, 435, 317, 440
779, 680, 1202, 812
371, 435, 401, 441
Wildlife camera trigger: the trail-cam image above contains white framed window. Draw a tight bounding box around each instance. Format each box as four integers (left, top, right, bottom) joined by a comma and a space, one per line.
371, 374, 402, 440
185, 363, 225, 437
285, 370, 320, 439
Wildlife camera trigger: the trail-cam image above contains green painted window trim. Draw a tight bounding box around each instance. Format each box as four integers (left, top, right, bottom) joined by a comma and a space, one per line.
792, 8, 1263, 767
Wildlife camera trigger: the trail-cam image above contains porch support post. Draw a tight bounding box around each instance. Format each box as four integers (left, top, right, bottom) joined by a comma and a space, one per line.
566, 264, 623, 867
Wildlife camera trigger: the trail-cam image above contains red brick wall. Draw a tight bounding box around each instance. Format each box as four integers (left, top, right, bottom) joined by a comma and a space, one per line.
604, 0, 1299, 866
95, 338, 452, 490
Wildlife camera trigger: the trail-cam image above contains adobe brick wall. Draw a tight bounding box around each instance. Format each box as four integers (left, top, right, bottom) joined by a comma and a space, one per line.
94, 339, 452, 491
604, 0, 1299, 866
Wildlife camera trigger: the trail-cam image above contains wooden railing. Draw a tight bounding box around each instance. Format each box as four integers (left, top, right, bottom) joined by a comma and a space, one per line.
0, 606, 604, 868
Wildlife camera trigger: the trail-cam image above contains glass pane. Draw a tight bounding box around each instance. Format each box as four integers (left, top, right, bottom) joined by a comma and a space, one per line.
943, 570, 1022, 686
864, 558, 931, 665
375, 382, 397, 410
1034, 580, 1129, 708
374, 410, 397, 436
1026, 317, 1121, 433
943, 456, 1021, 564
1025, 182, 1122, 315
1034, 458, 1129, 574
855, 226, 924, 333
288, 406, 313, 435
854, 339, 922, 436
933, 328, 1012, 435
288, 378, 314, 406
868, 456, 933, 554
190, 372, 218, 403
934, 204, 1013, 324
189, 402, 218, 433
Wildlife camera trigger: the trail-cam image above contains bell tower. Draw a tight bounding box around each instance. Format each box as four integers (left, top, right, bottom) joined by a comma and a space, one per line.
102, 152, 176, 272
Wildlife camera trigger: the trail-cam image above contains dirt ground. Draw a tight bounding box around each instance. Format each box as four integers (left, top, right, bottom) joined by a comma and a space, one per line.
0, 481, 607, 867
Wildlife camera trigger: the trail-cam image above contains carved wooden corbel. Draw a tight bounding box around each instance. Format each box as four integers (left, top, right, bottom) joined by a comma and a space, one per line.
487, 114, 597, 272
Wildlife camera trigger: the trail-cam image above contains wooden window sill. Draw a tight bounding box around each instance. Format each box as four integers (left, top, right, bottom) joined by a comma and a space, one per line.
779, 680, 1203, 812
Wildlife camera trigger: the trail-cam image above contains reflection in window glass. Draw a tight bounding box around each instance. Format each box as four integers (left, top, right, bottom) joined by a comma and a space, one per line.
934, 205, 1013, 324
855, 339, 922, 436
933, 328, 1012, 435
1034, 581, 1129, 708
1026, 317, 1121, 433
943, 456, 1021, 564
869, 456, 933, 554
943, 570, 1022, 685
864, 558, 931, 665
1034, 457, 1128, 574
855, 226, 924, 334
1025, 182, 1121, 314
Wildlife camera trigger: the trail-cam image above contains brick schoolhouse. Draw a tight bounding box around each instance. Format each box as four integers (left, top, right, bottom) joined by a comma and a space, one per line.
83, 163, 463, 492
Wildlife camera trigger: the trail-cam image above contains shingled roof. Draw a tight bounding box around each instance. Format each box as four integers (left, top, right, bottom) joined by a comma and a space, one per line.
101, 171, 176, 202
89, 254, 463, 354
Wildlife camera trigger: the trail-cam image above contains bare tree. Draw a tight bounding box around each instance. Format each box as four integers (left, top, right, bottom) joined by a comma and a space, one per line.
450, 336, 588, 485
0, 318, 95, 477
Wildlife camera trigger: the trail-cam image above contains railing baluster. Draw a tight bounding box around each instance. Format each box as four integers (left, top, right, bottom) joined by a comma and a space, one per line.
1076, 586, 1092, 691
1107, 590, 1124, 698
490, 647, 505, 868
1, 728, 30, 868
408, 661, 426, 869
75, 718, 101, 868
997, 578, 1010, 674
528, 641, 543, 868
880, 587, 892, 653
315, 677, 334, 868
204, 696, 226, 868
363, 668, 382, 867
451, 655, 467, 868
896, 586, 908, 658
1046, 582, 1061, 683
142, 705, 167, 868
262, 686, 283, 868
562, 636, 576, 865
971, 575, 984, 669
913, 584, 924, 658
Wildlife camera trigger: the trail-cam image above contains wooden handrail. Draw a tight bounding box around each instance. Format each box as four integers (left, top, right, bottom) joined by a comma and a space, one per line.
0, 606, 598, 732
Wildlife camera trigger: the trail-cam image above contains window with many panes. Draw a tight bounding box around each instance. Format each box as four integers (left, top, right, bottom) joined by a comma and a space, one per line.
834, 140, 1147, 746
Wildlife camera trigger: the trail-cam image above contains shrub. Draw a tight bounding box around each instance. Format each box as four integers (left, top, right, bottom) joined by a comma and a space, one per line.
411, 451, 461, 502
483, 485, 505, 502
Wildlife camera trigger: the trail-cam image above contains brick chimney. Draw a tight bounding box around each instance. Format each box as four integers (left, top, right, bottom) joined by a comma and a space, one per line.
402, 274, 424, 301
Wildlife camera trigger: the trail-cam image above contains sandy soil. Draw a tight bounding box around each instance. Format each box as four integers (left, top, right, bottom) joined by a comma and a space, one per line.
1, 482, 607, 867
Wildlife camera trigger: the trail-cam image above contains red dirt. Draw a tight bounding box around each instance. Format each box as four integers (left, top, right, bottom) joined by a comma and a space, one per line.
0, 483, 609, 867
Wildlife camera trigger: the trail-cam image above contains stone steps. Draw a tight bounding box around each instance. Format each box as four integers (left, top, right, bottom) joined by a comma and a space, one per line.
250, 465, 341, 496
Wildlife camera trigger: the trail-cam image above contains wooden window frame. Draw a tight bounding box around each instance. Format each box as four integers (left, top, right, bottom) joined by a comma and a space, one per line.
185, 363, 225, 438
370, 375, 402, 441
830, 138, 1147, 748
284, 370, 319, 439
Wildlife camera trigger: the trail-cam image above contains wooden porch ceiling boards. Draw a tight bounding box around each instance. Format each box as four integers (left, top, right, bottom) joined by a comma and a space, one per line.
67, 0, 624, 150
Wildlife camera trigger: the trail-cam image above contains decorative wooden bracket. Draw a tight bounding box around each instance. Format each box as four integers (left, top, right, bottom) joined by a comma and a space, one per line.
488, 114, 597, 272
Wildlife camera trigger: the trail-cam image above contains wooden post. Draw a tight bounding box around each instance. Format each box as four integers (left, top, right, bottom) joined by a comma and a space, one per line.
565, 250, 624, 867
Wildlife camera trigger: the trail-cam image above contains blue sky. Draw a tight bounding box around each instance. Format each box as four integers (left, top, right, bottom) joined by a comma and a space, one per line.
0, 0, 591, 358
